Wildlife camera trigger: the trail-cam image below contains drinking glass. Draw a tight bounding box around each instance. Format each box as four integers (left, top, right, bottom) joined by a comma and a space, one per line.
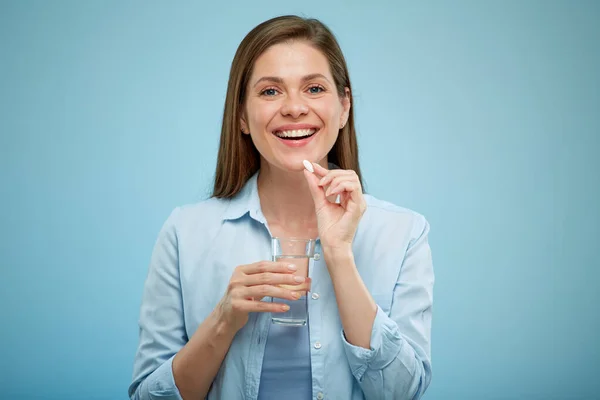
270, 237, 316, 326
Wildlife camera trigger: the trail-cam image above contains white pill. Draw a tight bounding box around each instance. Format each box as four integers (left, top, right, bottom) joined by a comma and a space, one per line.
303, 160, 314, 173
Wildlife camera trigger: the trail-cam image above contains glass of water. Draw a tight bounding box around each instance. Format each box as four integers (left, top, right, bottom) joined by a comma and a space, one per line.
271, 237, 316, 326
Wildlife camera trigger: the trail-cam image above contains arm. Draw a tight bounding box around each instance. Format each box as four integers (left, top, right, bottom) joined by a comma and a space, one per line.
128, 208, 236, 400
327, 214, 434, 400
302, 163, 434, 399
129, 208, 305, 399
324, 249, 377, 349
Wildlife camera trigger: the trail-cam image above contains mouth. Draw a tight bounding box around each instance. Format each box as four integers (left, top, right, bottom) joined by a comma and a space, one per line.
272, 128, 318, 141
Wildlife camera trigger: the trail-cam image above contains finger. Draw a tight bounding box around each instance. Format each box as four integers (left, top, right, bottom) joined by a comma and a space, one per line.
242, 284, 302, 301
332, 181, 364, 209
318, 170, 355, 187
327, 180, 361, 197
240, 261, 298, 275
303, 168, 328, 210
261, 301, 292, 313
324, 175, 358, 195
327, 180, 363, 211
311, 162, 330, 178
334, 181, 366, 213
324, 174, 359, 194
232, 298, 290, 313
244, 271, 306, 287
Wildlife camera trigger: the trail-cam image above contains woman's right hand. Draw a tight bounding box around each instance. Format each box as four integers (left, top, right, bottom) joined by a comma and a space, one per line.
216, 261, 308, 334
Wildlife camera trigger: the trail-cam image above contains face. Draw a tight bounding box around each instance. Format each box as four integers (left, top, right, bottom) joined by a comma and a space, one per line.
240, 41, 351, 172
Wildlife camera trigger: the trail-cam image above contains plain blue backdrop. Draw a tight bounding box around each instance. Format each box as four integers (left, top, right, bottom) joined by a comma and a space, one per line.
1, 1, 599, 399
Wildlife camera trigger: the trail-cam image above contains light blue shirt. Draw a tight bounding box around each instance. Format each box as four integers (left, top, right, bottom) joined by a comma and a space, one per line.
129, 171, 434, 400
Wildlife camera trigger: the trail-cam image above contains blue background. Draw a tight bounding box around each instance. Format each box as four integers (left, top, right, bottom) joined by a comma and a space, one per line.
1, 1, 599, 399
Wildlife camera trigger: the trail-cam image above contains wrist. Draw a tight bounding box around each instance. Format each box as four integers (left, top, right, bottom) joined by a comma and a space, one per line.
212, 303, 239, 339
322, 244, 354, 264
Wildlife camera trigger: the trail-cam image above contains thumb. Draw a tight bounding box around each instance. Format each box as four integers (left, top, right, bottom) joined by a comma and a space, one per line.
303, 168, 327, 209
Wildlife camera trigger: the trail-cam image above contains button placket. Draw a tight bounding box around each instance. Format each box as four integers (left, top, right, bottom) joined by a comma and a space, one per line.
309, 242, 325, 400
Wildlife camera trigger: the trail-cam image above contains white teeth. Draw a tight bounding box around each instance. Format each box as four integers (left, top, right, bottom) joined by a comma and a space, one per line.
274, 129, 317, 138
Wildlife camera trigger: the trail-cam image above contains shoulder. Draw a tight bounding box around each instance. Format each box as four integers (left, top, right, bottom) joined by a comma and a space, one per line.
362, 193, 430, 241
160, 196, 231, 236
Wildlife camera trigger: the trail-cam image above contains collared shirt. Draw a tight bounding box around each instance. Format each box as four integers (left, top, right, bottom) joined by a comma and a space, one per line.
129, 171, 434, 400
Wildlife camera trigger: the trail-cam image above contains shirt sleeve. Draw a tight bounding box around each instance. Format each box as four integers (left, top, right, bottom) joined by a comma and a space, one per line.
128, 207, 186, 400
341, 213, 434, 400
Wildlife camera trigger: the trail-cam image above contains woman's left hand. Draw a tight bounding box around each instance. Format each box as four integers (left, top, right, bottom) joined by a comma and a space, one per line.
304, 162, 367, 252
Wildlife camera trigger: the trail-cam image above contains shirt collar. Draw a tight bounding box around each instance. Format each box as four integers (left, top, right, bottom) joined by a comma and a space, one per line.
222, 171, 264, 223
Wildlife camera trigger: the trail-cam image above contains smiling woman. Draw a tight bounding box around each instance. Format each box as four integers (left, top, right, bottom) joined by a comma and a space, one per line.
129, 15, 434, 400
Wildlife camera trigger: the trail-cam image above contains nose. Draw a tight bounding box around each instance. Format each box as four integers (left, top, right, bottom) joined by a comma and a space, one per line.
280, 91, 309, 119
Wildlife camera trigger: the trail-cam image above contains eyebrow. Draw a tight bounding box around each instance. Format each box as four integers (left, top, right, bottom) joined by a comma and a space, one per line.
252, 73, 331, 88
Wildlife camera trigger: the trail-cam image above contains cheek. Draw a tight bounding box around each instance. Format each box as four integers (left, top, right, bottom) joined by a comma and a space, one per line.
248, 102, 278, 129
314, 99, 342, 125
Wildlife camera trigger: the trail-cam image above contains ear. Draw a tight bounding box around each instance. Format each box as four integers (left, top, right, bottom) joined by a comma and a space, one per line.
339, 87, 351, 129
240, 111, 250, 135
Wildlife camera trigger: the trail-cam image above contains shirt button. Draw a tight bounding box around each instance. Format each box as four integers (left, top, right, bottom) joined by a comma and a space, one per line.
316, 393, 324, 400
314, 253, 321, 261
311, 292, 319, 300
314, 341, 322, 349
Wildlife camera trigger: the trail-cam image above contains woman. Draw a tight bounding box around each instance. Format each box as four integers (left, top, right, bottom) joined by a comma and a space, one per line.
129, 15, 434, 400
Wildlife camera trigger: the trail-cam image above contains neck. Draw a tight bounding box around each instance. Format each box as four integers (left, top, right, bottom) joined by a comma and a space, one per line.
257, 160, 323, 237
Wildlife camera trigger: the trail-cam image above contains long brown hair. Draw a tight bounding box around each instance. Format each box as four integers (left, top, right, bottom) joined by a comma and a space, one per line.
212, 15, 363, 198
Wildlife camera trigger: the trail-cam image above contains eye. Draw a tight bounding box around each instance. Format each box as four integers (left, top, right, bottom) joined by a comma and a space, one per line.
260, 87, 279, 96
308, 85, 325, 94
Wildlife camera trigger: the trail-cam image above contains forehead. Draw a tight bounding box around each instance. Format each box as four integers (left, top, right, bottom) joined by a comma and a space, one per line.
250, 41, 333, 82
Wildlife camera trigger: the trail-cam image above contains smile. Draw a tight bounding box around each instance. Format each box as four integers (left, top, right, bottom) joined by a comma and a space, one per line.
273, 128, 318, 140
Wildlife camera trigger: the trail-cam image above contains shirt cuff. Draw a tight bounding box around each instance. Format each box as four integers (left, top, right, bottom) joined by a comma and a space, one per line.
341, 305, 403, 381
147, 355, 184, 400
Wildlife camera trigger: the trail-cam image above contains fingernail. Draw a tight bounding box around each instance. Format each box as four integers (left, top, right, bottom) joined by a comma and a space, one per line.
292, 292, 301, 299
294, 276, 305, 282
282, 305, 290, 311
303, 159, 314, 173
288, 264, 297, 271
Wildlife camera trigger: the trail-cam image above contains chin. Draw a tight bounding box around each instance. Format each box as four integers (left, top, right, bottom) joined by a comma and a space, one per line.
269, 156, 309, 172
285, 160, 307, 172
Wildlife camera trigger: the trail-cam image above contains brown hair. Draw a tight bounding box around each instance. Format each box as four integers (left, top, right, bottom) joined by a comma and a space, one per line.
212, 15, 363, 198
